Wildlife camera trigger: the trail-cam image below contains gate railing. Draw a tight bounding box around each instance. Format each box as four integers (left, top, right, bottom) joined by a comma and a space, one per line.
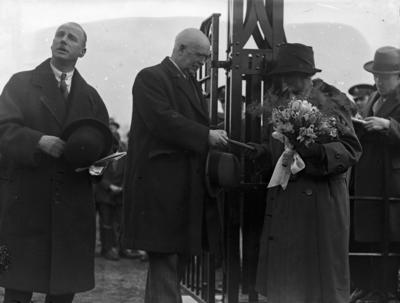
182, 1, 285, 302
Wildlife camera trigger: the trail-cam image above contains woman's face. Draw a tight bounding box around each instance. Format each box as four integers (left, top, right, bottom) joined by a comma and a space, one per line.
283, 73, 313, 96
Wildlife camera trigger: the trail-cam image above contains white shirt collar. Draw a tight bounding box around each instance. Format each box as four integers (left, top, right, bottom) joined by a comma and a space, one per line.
50, 62, 74, 92
168, 57, 187, 79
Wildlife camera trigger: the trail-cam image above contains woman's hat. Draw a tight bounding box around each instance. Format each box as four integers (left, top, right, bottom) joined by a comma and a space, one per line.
268, 43, 322, 76
61, 118, 113, 168
205, 151, 241, 197
364, 46, 400, 74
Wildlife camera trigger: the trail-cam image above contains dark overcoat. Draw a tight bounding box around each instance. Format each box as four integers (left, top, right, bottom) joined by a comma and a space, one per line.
0, 59, 109, 294
123, 58, 220, 255
353, 86, 400, 242
256, 87, 362, 303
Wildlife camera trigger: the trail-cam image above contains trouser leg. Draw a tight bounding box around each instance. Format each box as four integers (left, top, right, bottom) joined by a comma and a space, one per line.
3, 289, 32, 303
44, 293, 74, 303
144, 252, 188, 303
98, 203, 114, 252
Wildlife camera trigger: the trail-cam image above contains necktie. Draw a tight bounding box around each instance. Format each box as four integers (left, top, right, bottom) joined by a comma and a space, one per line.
59, 73, 68, 100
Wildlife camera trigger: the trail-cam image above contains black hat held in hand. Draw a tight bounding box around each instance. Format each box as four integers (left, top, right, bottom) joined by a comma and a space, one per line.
61, 118, 113, 168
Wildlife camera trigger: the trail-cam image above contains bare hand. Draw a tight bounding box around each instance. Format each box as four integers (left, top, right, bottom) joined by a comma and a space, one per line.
37, 135, 65, 158
208, 129, 228, 147
364, 116, 390, 132
109, 184, 123, 193
244, 142, 265, 160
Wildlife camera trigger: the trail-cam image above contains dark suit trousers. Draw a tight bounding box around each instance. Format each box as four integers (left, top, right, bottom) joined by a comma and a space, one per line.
145, 252, 189, 303
3, 289, 74, 303
97, 203, 122, 252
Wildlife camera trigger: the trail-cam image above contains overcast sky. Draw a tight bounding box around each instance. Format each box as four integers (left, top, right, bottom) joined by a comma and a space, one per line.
1, 0, 399, 128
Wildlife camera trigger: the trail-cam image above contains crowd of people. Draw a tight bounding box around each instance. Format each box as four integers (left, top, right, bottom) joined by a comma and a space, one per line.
0, 20, 399, 303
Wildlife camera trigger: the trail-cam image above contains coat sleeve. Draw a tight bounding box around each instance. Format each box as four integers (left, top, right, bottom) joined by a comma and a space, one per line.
132, 69, 209, 153
303, 125, 362, 176
0, 74, 44, 167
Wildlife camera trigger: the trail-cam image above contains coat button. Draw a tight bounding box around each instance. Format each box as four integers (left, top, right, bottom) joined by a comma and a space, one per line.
304, 188, 313, 196
335, 153, 341, 159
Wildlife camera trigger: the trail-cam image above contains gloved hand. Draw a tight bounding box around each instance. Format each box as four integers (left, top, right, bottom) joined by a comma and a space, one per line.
295, 142, 325, 161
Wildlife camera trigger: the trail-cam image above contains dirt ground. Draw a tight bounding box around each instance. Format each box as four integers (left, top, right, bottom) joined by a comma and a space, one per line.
0, 257, 147, 303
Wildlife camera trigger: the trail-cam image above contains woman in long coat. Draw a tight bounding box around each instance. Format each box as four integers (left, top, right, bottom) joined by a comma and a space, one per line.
254, 43, 362, 303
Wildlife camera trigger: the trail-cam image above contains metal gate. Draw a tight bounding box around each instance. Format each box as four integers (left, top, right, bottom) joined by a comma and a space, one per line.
182, 0, 286, 302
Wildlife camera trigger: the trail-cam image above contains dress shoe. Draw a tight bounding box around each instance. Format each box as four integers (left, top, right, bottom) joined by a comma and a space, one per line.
119, 249, 141, 259
356, 290, 387, 303
102, 248, 120, 261
350, 288, 367, 303
139, 251, 149, 262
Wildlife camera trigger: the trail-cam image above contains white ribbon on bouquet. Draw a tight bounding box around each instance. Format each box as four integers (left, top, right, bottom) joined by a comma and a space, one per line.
267, 132, 305, 190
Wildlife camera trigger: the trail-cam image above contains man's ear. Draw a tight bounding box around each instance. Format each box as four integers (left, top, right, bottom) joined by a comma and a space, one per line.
179, 44, 186, 52
79, 48, 87, 58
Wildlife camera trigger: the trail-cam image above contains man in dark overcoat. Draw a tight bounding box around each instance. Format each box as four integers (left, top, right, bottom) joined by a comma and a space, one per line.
123, 28, 228, 302
352, 46, 400, 302
0, 22, 109, 303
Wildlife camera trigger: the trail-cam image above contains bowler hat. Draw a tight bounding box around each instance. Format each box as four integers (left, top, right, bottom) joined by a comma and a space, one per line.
364, 46, 400, 74
348, 84, 375, 98
61, 118, 113, 168
268, 43, 322, 76
205, 151, 240, 197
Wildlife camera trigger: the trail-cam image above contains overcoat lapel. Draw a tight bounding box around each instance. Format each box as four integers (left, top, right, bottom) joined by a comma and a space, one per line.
162, 58, 209, 121
376, 91, 400, 118
63, 70, 93, 126
31, 59, 66, 128
176, 77, 209, 120
363, 91, 379, 117
365, 89, 400, 118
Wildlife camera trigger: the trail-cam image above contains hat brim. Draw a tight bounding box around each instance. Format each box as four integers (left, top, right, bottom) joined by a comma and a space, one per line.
348, 83, 375, 96
268, 67, 322, 76
205, 151, 241, 198
61, 118, 113, 159
363, 61, 400, 74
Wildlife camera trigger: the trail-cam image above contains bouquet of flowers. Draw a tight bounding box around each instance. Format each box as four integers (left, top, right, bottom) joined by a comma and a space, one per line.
268, 98, 338, 189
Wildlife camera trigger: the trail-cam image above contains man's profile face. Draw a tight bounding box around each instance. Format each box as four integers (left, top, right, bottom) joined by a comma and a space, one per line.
51, 23, 86, 62
354, 95, 370, 112
180, 42, 210, 77
373, 73, 400, 97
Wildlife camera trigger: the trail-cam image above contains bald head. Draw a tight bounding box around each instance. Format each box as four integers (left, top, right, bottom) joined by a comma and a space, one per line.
57, 22, 87, 47
51, 22, 87, 72
171, 28, 211, 76
173, 28, 210, 52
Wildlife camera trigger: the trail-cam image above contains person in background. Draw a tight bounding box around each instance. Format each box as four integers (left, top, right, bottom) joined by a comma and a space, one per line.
95, 118, 140, 261
348, 83, 376, 118
0, 22, 109, 303
123, 28, 228, 302
248, 43, 362, 303
351, 46, 400, 303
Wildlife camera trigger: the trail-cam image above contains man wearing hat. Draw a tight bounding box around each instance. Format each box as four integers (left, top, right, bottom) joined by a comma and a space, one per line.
348, 83, 376, 117
251, 43, 362, 303
0, 22, 110, 303
123, 28, 228, 302
351, 46, 400, 302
